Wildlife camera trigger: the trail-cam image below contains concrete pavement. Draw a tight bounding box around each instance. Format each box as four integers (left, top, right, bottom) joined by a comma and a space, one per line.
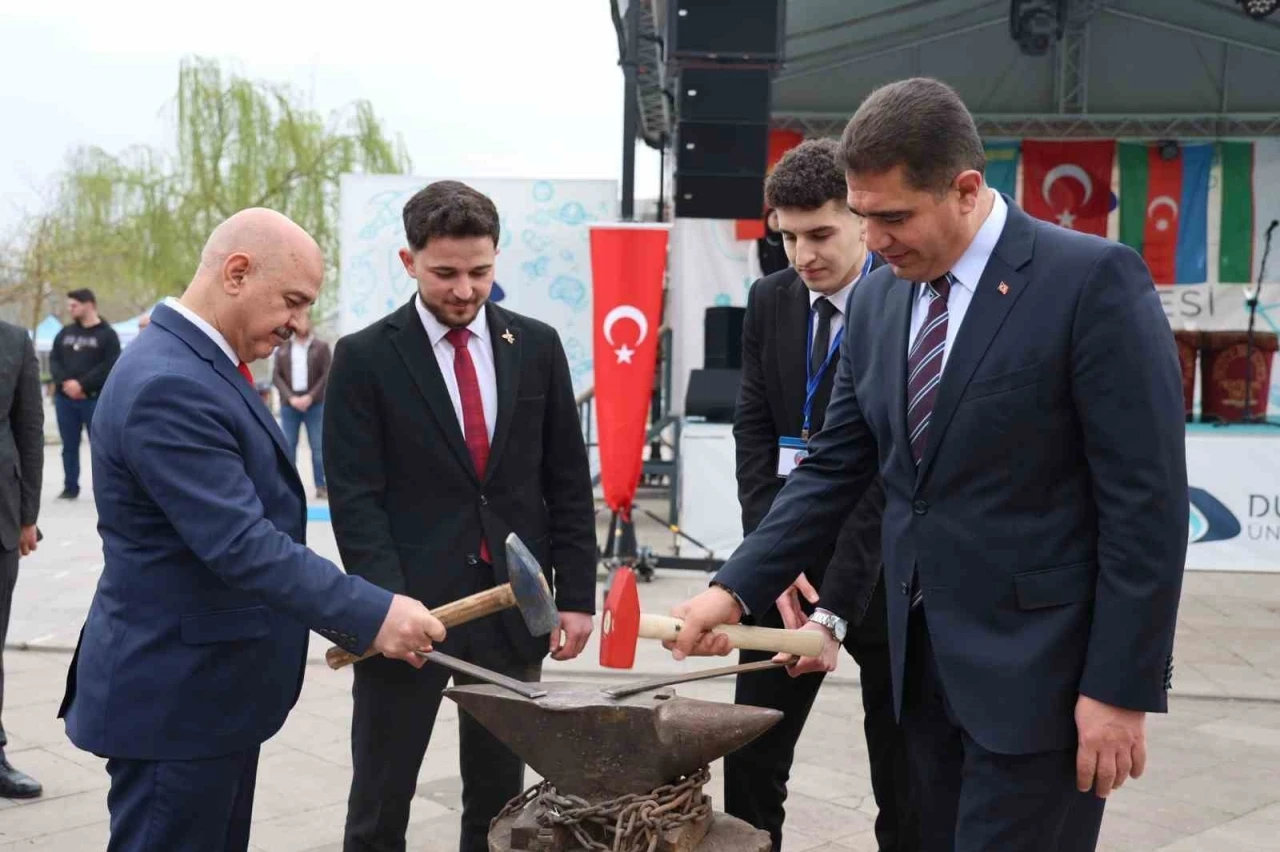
3, 442, 1280, 850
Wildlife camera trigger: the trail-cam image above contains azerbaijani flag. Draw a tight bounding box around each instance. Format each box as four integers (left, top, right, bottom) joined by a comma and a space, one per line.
1219, 139, 1280, 284
1118, 143, 1212, 284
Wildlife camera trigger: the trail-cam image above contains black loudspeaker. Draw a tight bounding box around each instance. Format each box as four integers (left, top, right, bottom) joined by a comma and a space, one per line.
676, 67, 772, 124
704, 306, 746, 369
685, 368, 742, 423
666, 0, 783, 61
672, 175, 767, 220
675, 122, 769, 176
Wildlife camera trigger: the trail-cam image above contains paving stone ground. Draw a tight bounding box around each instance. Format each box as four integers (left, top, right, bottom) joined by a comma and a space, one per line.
3, 430, 1279, 850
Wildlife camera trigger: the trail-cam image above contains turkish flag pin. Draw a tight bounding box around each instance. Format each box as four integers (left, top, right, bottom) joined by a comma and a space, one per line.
998, 282, 1009, 295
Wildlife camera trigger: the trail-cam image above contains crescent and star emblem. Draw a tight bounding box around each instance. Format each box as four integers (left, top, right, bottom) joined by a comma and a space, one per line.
1042, 163, 1094, 229
602, 304, 649, 364
1146, 195, 1179, 232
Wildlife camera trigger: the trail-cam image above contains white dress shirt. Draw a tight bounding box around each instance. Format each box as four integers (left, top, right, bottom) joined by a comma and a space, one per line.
415, 296, 497, 442
907, 190, 1008, 374
290, 337, 312, 393
164, 297, 238, 367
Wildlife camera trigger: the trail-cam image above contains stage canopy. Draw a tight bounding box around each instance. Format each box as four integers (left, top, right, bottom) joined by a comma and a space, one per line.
618, 0, 1280, 145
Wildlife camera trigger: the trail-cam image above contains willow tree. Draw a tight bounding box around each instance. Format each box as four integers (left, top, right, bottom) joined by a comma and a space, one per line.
172, 56, 411, 309
11, 56, 410, 320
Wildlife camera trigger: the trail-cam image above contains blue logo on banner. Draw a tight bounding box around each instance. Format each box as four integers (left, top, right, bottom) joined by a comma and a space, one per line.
1188, 487, 1241, 543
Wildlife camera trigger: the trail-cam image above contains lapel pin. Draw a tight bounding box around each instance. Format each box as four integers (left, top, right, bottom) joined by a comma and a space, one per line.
998, 282, 1009, 295
502, 329, 515, 344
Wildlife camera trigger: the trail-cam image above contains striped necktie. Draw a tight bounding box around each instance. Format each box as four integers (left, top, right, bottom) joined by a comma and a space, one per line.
906, 274, 953, 467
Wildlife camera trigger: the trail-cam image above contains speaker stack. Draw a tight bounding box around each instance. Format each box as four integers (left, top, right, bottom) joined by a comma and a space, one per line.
666, 0, 785, 220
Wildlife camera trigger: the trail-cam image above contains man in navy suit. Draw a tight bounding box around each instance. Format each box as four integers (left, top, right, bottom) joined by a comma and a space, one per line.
58, 208, 449, 852
667, 78, 1188, 852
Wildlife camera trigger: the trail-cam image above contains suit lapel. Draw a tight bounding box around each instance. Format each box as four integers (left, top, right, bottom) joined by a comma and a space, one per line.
484, 304, 521, 483
149, 305, 302, 492
916, 198, 1036, 483
388, 300, 479, 483
777, 272, 809, 434
883, 278, 915, 481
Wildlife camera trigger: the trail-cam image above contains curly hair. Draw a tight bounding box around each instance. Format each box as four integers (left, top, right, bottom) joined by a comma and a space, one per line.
402, 180, 501, 251
764, 138, 848, 212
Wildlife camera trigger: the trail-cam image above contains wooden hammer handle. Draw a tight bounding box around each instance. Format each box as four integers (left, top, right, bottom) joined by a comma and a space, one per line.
637, 614, 825, 658
325, 584, 520, 669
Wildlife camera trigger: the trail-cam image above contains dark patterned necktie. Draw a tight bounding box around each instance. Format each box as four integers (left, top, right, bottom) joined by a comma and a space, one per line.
810, 296, 837, 377
906, 274, 953, 466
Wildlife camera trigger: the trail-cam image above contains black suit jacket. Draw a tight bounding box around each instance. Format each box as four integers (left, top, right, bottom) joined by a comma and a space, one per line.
734, 261, 887, 626
323, 299, 597, 662
716, 198, 1188, 756
0, 321, 43, 550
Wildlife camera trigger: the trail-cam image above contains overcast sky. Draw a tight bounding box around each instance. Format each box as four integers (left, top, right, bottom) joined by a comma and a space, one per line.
0, 0, 661, 234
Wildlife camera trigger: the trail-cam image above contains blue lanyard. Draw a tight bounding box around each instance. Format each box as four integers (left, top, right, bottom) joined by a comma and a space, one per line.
802, 253, 873, 438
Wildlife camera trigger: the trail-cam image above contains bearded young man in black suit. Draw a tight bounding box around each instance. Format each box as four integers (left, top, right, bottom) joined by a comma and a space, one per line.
325, 181, 597, 852
726, 139, 917, 852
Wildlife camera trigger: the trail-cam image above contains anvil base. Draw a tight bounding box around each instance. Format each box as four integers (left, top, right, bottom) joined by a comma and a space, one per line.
488, 809, 771, 852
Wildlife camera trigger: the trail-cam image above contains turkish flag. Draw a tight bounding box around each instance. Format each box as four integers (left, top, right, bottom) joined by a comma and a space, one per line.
1022, 141, 1115, 236
589, 224, 670, 518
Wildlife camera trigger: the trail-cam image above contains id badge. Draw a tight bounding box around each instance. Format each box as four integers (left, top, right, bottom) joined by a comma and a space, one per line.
777, 437, 808, 478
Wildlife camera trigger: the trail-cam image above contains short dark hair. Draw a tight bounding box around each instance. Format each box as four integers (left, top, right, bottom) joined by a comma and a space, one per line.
840, 77, 985, 194
764, 139, 848, 211
67, 288, 95, 304
402, 180, 500, 252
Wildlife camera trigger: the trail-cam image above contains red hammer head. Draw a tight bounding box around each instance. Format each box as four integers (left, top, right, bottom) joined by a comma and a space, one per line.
599, 567, 641, 669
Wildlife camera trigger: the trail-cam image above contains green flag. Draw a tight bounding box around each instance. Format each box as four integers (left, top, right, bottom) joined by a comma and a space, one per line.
1219, 141, 1253, 284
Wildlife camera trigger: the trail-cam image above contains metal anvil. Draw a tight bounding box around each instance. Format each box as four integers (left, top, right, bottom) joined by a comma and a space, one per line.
446, 682, 781, 798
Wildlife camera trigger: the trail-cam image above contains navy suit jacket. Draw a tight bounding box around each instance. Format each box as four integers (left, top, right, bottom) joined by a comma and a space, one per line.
716, 198, 1189, 755
59, 304, 393, 761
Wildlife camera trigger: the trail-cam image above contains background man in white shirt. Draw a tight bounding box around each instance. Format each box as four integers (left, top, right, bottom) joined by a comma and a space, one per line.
272, 311, 332, 499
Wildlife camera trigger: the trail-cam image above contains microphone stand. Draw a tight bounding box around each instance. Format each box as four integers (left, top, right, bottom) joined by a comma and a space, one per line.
1241, 220, 1279, 427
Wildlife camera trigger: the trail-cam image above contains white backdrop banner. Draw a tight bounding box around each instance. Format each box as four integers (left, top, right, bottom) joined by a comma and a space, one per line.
668, 219, 755, 413
338, 174, 618, 396
1187, 429, 1280, 572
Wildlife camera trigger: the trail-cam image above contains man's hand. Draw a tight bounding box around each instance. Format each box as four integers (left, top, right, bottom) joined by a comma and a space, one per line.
371, 594, 447, 668
773, 620, 839, 677
293, 394, 313, 412
549, 611, 593, 661
62, 379, 85, 400
1075, 694, 1147, 798
18, 525, 38, 557
776, 573, 819, 630
663, 586, 743, 661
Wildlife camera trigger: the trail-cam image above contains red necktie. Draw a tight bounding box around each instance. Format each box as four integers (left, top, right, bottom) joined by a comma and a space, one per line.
237, 361, 254, 385
445, 328, 491, 562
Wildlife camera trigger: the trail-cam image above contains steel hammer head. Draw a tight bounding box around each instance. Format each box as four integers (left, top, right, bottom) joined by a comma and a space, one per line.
599, 566, 640, 669
504, 532, 560, 636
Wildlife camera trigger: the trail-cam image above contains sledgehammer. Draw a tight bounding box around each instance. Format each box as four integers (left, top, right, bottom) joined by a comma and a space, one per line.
325, 533, 558, 669
598, 566, 824, 669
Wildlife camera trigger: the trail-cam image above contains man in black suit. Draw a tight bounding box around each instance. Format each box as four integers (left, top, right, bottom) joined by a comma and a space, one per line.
0, 321, 43, 799
727, 139, 915, 852
667, 78, 1188, 852
325, 180, 598, 852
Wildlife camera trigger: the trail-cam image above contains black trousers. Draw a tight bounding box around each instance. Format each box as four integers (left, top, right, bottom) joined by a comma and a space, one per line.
343, 585, 541, 852
0, 546, 17, 752
725, 578, 917, 852
903, 609, 1105, 852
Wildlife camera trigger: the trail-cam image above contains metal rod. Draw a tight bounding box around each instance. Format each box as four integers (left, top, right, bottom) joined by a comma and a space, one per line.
1102, 7, 1280, 60
602, 660, 789, 700
778, 16, 1006, 82
414, 649, 548, 699
620, 0, 639, 221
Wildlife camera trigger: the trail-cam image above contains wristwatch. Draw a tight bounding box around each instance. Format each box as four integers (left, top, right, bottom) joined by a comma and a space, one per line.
809, 608, 847, 645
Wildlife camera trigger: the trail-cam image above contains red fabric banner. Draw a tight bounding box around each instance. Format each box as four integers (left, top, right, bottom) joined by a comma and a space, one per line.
590, 224, 670, 518
1022, 141, 1115, 236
